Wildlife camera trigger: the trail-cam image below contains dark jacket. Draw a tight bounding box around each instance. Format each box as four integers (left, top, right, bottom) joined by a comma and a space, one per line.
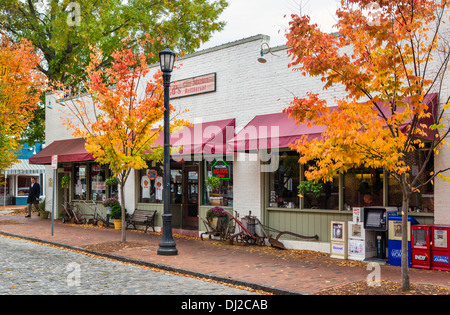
27, 182, 40, 204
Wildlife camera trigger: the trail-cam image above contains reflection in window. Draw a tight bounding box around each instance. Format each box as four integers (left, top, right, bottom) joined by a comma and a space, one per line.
303, 175, 339, 210
0, 177, 10, 196
171, 168, 182, 204
139, 165, 164, 204
73, 164, 86, 200
17, 176, 31, 196
203, 160, 233, 207
90, 164, 106, 201
388, 150, 434, 213
344, 168, 384, 208
268, 152, 299, 208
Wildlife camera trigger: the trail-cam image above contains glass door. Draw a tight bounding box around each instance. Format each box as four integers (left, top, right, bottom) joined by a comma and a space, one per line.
183, 166, 199, 229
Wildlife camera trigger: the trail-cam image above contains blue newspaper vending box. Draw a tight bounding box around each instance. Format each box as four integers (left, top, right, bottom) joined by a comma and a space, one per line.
388, 216, 419, 267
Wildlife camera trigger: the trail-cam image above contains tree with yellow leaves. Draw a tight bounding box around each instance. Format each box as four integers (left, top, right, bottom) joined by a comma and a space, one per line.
286, 0, 450, 291
0, 34, 46, 178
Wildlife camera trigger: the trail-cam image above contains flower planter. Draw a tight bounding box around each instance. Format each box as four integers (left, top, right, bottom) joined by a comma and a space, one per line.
39, 211, 49, 219
113, 219, 122, 230
207, 216, 227, 232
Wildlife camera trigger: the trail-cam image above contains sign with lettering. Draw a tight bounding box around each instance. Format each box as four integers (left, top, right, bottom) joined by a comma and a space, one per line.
433, 255, 449, 264
170, 73, 216, 99
414, 254, 428, 261
211, 160, 230, 180
51, 155, 58, 170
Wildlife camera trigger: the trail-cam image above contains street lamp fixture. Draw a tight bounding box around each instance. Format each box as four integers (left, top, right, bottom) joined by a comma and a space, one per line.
157, 46, 178, 256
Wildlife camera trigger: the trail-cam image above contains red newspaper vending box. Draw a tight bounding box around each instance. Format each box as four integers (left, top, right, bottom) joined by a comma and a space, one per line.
431, 225, 450, 271
411, 225, 432, 269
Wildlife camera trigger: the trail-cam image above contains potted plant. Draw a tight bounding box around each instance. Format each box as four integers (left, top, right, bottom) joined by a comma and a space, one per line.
206, 176, 222, 205
206, 206, 228, 231
37, 198, 49, 219
103, 197, 119, 217
61, 175, 70, 189
298, 180, 323, 198
206, 176, 220, 192
105, 177, 119, 187
110, 204, 122, 230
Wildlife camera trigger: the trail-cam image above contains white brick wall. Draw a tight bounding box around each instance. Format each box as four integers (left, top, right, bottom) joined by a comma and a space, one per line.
45, 32, 450, 225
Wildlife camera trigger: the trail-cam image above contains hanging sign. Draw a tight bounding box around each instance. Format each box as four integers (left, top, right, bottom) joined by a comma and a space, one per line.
211, 160, 230, 180
51, 155, 58, 170
170, 73, 216, 99
147, 169, 158, 180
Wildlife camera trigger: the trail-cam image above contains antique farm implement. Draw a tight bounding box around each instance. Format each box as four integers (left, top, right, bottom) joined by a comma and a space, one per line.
201, 210, 319, 249
79, 200, 110, 227
254, 217, 319, 250
226, 211, 319, 249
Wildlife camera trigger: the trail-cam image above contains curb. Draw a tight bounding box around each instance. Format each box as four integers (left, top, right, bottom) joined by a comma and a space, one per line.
0, 231, 305, 295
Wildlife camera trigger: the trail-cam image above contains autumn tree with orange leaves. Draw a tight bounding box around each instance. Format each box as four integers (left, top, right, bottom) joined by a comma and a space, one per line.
0, 35, 46, 177
285, 0, 450, 291
61, 38, 188, 242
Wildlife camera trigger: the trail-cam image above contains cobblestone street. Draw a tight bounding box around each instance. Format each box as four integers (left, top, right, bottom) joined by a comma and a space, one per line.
0, 236, 256, 295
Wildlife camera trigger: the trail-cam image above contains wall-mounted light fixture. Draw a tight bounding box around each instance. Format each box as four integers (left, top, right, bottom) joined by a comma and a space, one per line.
257, 42, 279, 63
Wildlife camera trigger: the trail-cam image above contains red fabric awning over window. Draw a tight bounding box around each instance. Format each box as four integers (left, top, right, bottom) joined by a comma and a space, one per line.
29, 138, 94, 165
228, 93, 439, 152
151, 118, 236, 155
386, 93, 439, 141
228, 112, 325, 152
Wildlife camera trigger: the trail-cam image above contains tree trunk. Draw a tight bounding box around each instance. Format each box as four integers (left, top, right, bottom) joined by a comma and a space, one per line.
401, 188, 410, 291
119, 178, 126, 243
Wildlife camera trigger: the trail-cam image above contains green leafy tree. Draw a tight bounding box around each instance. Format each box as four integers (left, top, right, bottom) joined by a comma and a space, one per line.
0, 0, 228, 89
0, 0, 228, 145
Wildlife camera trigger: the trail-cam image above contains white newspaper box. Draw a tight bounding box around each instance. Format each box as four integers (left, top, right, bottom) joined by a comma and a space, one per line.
330, 221, 348, 259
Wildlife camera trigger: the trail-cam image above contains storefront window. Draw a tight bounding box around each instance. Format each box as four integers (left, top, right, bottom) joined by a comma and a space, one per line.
171, 166, 183, 204
0, 177, 10, 196
302, 175, 340, 210
73, 164, 87, 200
90, 164, 106, 201
343, 168, 384, 209
139, 165, 164, 203
388, 150, 434, 212
203, 159, 233, 207
17, 176, 32, 196
268, 152, 299, 208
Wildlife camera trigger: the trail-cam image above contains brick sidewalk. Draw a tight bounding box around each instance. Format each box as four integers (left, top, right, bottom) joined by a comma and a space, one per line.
0, 214, 449, 295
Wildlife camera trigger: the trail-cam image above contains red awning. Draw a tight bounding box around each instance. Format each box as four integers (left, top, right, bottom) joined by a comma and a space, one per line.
152, 118, 236, 155
29, 138, 94, 165
228, 112, 325, 152
386, 93, 439, 141
228, 93, 439, 152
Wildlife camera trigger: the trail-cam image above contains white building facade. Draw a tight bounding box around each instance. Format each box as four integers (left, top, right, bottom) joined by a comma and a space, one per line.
33, 34, 450, 253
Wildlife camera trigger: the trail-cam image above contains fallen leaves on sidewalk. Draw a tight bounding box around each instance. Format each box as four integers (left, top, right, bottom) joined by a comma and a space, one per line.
0, 220, 23, 225
83, 241, 152, 253
316, 280, 450, 295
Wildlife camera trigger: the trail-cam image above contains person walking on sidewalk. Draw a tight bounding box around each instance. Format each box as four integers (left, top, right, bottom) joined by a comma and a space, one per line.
25, 177, 40, 218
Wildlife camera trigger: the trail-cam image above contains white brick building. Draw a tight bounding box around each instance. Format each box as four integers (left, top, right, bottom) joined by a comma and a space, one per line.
33, 34, 450, 254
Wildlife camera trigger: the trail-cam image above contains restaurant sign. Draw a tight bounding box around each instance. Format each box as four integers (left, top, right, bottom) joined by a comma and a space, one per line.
170, 73, 216, 99
211, 160, 230, 180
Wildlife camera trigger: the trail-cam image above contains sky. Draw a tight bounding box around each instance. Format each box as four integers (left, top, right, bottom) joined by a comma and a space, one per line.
199, 0, 340, 50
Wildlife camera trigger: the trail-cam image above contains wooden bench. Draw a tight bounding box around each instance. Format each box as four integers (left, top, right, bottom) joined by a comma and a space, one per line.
126, 209, 157, 233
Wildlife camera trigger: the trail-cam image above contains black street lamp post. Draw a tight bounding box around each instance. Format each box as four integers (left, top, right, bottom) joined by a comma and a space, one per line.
157, 46, 178, 256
